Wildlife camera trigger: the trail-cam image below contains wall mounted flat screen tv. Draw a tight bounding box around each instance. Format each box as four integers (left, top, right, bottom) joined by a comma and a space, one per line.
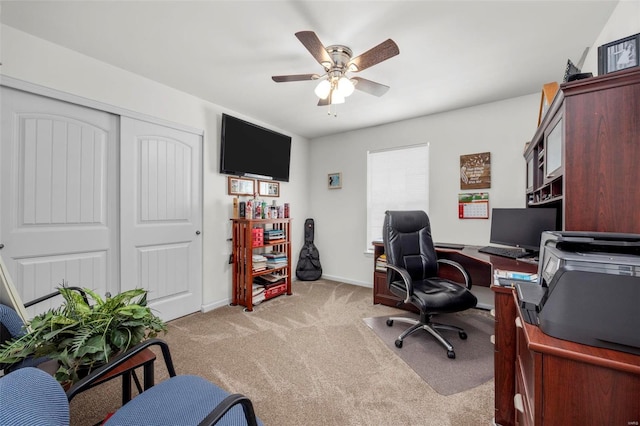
220, 113, 292, 182
490, 208, 558, 252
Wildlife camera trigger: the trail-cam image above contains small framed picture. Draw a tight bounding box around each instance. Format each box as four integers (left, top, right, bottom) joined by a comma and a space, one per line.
258, 180, 280, 197
227, 176, 255, 196
328, 172, 342, 189
598, 33, 639, 75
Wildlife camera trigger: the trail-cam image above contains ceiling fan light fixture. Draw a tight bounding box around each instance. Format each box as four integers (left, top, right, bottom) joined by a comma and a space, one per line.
337, 76, 355, 97
330, 90, 345, 104
314, 79, 331, 99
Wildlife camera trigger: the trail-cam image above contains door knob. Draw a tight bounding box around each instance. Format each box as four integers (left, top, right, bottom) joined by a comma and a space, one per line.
0, 243, 4, 249
196, 231, 201, 235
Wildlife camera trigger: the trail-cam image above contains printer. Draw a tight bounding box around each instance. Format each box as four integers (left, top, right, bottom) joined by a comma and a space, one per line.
516, 231, 640, 355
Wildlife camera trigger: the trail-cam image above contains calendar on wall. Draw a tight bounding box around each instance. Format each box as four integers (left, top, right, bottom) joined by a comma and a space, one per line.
458, 192, 489, 219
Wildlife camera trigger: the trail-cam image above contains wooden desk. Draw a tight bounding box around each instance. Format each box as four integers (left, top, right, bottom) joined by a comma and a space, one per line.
512, 292, 640, 425
372, 242, 537, 308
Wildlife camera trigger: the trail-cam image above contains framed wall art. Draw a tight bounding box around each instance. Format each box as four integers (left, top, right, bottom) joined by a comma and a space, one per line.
598, 33, 639, 75
258, 180, 280, 197
460, 152, 491, 190
328, 172, 342, 189
227, 176, 255, 196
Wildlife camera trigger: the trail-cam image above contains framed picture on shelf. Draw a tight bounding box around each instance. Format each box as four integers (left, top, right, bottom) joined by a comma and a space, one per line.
227, 176, 255, 196
258, 180, 280, 197
598, 33, 639, 75
537, 82, 559, 126
328, 172, 342, 189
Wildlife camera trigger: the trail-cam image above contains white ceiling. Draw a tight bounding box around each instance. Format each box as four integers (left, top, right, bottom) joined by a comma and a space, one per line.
0, 1, 618, 139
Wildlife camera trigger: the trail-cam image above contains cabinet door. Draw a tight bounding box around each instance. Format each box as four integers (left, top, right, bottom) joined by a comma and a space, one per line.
544, 114, 563, 183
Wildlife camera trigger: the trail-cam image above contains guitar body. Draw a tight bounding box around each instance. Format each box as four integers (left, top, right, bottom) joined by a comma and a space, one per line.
296, 218, 322, 281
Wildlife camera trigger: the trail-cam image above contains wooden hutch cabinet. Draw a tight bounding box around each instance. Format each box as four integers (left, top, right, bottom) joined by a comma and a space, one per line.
524, 67, 640, 233
493, 67, 640, 426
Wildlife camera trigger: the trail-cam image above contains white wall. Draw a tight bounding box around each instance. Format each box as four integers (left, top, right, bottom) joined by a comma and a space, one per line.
583, 0, 640, 74
0, 25, 311, 311
308, 94, 539, 286
307, 0, 640, 288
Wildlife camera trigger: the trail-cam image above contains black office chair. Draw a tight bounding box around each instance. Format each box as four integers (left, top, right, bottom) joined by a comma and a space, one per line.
383, 210, 477, 359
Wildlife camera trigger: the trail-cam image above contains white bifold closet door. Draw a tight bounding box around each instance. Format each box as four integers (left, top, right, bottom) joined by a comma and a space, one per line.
0, 86, 202, 321
120, 117, 202, 321
0, 87, 119, 317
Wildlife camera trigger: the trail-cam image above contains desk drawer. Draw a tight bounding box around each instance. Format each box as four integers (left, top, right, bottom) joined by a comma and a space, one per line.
515, 317, 535, 421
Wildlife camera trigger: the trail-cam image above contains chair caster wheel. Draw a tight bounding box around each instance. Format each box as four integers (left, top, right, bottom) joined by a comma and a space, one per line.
395, 339, 403, 348
447, 350, 456, 359
386, 319, 394, 327
459, 331, 467, 340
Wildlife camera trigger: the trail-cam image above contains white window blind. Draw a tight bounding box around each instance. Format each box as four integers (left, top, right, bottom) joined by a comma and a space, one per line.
366, 144, 430, 250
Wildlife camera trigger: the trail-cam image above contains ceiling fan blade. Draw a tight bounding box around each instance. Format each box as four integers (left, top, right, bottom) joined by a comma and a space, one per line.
295, 31, 334, 67
352, 77, 390, 97
317, 97, 330, 107
349, 39, 399, 72
272, 74, 319, 83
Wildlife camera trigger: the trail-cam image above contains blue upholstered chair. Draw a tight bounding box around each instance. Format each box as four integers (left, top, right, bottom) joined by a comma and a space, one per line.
0, 288, 89, 374
0, 340, 262, 425
0, 303, 51, 372
0, 367, 70, 425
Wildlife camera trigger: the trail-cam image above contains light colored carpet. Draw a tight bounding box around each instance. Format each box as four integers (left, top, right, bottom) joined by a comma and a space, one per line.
363, 310, 495, 396
69, 280, 495, 425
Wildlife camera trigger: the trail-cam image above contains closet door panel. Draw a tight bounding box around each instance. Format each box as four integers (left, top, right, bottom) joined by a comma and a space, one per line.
120, 116, 202, 321
0, 87, 118, 310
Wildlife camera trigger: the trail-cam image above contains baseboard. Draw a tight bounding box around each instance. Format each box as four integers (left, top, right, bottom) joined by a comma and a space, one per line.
201, 298, 232, 313
200, 276, 372, 313
318, 274, 372, 288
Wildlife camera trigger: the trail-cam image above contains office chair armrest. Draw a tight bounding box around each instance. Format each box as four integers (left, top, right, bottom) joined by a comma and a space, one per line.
66, 338, 176, 401
24, 286, 88, 308
384, 263, 414, 304
197, 393, 260, 426
437, 259, 472, 290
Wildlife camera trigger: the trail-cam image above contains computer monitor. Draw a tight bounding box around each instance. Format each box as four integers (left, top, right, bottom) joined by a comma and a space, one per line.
490, 208, 558, 253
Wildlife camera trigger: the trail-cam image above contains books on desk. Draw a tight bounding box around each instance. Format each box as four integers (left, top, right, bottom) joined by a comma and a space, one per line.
494, 268, 538, 287
376, 254, 387, 271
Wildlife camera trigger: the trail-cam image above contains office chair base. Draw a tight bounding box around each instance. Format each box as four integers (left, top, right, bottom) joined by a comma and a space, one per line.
386, 316, 467, 359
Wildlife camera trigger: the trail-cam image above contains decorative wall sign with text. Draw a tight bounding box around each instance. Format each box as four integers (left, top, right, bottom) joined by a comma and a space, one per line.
460, 152, 491, 190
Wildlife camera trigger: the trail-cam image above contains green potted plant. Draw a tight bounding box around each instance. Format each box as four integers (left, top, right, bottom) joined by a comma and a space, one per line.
0, 287, 166, 386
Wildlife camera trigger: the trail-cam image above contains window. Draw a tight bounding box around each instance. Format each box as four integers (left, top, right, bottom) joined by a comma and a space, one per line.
366, 144, 430, 251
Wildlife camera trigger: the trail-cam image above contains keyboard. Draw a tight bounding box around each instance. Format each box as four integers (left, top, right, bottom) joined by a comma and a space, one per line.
478, 245, 528, 259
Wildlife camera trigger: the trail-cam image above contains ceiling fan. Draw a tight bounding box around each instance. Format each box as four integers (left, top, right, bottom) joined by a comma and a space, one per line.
272, 31, 400, 107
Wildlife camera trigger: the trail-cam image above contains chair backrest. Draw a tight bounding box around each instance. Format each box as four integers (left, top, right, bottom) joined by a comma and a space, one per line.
0, 303, 26, 342
0, 367, 70, 426
383, 210, 438, 281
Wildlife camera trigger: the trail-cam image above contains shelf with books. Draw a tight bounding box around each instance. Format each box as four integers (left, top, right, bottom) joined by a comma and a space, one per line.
231, 218, 292, 311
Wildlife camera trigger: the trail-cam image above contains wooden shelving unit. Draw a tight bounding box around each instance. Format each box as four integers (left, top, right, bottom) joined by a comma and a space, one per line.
231, 218, 292, 311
